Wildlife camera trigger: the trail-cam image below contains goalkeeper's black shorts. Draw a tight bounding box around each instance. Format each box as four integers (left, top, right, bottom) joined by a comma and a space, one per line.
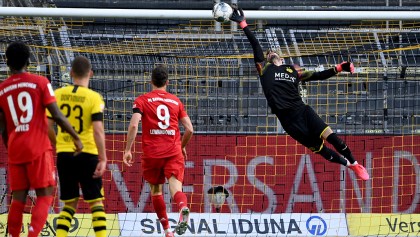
276, 105, 329, 152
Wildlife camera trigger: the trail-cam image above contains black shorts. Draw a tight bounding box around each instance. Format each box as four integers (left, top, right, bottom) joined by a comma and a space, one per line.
57, 152, 104, 203
276, 105, 328, 152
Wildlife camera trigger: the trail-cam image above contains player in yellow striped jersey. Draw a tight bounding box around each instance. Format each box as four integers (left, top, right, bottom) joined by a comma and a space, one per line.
47, 56, 107, 237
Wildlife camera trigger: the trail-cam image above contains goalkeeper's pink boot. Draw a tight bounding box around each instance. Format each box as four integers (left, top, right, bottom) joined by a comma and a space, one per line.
349, 162, 369, 180
175, 206, 190, 235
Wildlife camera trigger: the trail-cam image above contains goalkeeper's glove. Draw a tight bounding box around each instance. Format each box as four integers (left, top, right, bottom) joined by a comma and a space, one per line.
229, 4, 248, 29
335, 61, 355, 74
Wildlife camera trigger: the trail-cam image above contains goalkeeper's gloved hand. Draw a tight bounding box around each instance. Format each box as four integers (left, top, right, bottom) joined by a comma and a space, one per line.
335, 61, 355, 74
229, 4, 248, 29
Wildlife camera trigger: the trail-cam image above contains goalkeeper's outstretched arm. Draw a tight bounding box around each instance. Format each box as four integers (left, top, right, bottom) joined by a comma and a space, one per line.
243, 27, 265, 64
300, 61, 355, 82
229, 5, 265, 74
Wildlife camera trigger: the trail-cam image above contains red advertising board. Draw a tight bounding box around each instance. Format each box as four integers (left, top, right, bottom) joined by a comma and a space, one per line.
0, 135, 419, 214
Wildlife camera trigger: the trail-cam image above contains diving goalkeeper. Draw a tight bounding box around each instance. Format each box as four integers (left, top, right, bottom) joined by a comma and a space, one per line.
229, 5, 369, 180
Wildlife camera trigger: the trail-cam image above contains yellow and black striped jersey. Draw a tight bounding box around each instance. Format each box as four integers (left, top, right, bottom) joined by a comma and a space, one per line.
47, 85, 105, 154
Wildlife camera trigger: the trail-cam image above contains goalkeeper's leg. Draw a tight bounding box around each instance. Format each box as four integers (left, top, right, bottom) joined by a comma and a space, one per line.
322, 129, 369, 180
315, 146, 348, 166
326, 133, 356, 164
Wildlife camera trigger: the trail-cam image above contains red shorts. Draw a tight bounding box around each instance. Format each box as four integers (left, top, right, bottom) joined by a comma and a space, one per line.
141, 154, 185, 185
8, 150, 56, 191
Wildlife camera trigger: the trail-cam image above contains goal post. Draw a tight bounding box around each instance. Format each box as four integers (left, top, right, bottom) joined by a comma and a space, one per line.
0, 6, 418, 237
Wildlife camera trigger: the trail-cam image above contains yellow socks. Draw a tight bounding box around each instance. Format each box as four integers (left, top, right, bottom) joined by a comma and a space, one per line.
56, 205, 76, 237
91, 204, 107, 237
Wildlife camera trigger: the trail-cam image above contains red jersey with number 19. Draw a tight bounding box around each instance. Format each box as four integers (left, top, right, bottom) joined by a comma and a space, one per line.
0, 72, 56, 164
133, 90, 188, 159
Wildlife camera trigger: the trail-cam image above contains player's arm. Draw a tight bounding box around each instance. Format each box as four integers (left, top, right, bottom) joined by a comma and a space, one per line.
0, 110, 7, 148
123, 110, 141, 167
180, 115, 194, 159
300, 62, 354, 82
46, 102, 83, 154
47, 118, 56, 147
92, 118, 107, 178
229, 5, 265, 75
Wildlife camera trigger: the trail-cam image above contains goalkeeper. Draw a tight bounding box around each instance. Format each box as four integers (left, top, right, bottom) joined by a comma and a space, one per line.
229, 5, 369, 180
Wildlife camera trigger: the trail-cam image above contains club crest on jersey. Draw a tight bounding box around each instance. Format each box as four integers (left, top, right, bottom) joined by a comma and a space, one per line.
286, 67, 293, 73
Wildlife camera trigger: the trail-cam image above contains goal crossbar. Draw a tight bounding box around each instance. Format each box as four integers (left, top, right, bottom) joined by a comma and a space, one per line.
1, 7, 420, 20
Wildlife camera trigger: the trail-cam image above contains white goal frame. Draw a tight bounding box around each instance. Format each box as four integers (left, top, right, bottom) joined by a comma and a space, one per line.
0, 7, 420, 20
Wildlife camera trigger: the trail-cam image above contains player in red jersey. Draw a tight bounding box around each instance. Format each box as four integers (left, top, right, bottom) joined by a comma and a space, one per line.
0, 41, 83, 237
123, 65, 194, 237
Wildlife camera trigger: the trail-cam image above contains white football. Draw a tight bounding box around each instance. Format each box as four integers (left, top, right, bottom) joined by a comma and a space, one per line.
212, 2, 233, 23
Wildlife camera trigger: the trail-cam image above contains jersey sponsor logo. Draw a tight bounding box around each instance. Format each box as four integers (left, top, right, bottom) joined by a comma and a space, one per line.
274, 72, 296, 83
150, 129, 175, 135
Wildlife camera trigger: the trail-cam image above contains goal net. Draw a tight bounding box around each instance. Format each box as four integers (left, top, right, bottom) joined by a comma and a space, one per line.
0, 7, 419, 237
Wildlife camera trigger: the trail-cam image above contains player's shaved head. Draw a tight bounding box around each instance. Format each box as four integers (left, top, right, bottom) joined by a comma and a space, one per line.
71, 56, 92, 78
6, 41, 30, 71
152, 64, 168, 88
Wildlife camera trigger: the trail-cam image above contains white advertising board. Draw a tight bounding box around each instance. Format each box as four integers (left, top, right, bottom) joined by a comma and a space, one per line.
118, 213, 348, 236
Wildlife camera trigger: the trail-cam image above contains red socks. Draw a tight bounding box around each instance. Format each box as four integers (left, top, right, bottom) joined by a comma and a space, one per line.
173, 191, 188, 211
28, 196, 53, 237
151, 195, 169, 230
8, 200, 25, 237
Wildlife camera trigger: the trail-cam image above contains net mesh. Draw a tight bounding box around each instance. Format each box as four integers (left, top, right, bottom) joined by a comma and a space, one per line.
0, 9, 419, 237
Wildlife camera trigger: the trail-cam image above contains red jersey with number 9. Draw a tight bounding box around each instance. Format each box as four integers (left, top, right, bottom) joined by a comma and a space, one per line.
133, 90, 188, 159
0, 72, 56, 164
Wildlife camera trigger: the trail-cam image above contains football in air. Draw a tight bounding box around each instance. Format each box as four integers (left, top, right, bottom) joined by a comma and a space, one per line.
212, 2, 233, 23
